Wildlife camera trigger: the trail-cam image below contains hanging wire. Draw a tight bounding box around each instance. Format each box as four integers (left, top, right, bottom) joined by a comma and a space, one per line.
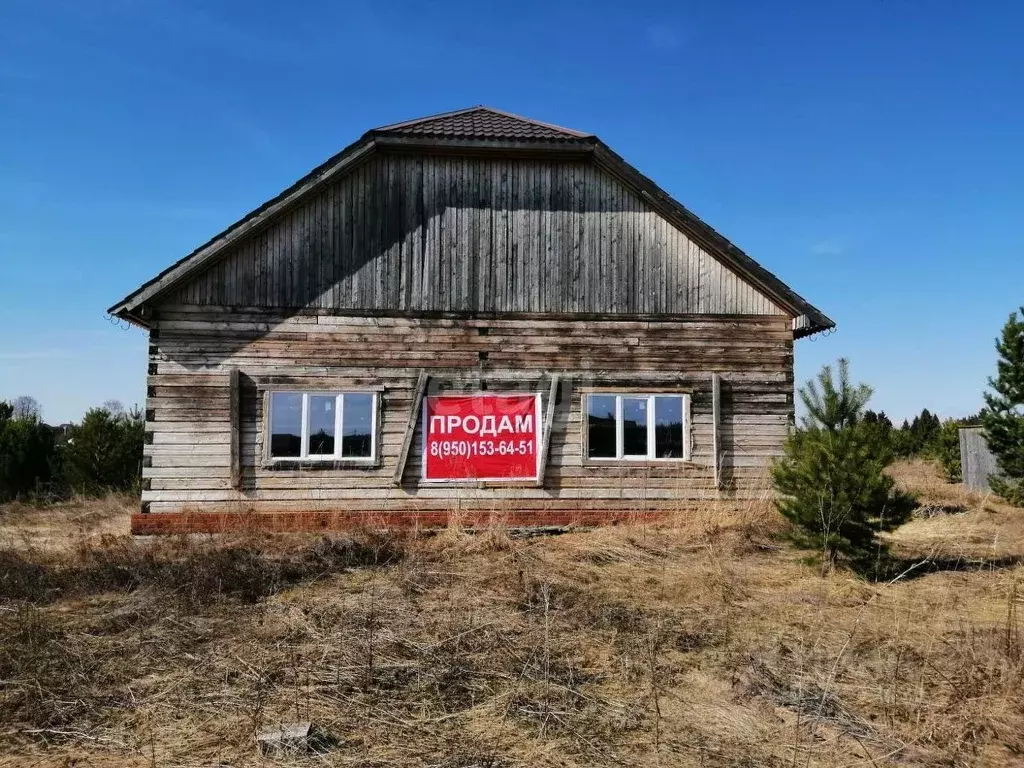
808, 326, 837, 342
105, 312, 133, 331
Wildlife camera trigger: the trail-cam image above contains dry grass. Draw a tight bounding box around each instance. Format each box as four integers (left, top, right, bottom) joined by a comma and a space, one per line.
1, 463, 1022, 767
0, 493, 134, 552
887, 459, 1024, 562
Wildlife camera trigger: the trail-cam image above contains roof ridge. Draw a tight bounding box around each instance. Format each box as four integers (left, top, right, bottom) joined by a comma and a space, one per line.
370, 105, 594, 139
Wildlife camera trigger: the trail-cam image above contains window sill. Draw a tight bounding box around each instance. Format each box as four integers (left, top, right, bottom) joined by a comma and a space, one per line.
419, 479, 540, 488
262, 459, 381, 471
580, 458, 698, 469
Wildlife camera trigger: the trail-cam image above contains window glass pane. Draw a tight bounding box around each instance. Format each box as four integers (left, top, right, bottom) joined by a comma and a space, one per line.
270, 393, 302, 458
587, 395, 617, 458
308, 395, 336, 456
342, 394, 374, 458
654, 396, 685, 458
622, 397, 649, 456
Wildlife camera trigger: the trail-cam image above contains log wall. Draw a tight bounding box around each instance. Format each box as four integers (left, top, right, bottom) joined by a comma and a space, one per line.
139, 306, 794, 529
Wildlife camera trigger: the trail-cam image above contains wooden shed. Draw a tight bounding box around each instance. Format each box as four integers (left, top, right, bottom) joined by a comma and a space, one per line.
109, 106, 834, 534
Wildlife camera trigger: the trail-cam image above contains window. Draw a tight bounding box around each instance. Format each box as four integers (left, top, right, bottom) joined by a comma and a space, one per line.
268, 391, 377, 462
584, 393, 689, 461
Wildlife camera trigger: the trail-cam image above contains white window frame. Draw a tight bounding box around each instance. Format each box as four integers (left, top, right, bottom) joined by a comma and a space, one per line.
267, 391, 378, 463
583, 392, 691, 462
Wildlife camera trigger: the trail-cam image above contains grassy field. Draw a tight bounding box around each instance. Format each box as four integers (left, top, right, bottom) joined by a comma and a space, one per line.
1, 461, 1022, 767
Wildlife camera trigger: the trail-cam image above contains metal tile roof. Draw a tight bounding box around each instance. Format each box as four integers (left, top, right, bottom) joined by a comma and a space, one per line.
371, 106, 594, 142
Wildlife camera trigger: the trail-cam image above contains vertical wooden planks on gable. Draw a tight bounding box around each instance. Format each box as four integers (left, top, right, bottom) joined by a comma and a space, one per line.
457, 158, 471, 313
548, 162, 564, 313
595, 167, 607, 313
288, 203, 298, 308
278, 204, 289, 308
320, 186, 331, 309
324, 181, 336, 310
492, 159, 509, 313
698, 246, 715, 314
396, 156, 413, 312
687, 239, 700, 313
468, 158, 484, 313
569, 164, 585, 313
439, 156, 454, 313
312, 195, 322, 308
156, 153, 797, 321
507, 160, 519, 312
536, 162, 550, 315
605, 169, 618, 314
365, 160, 381, 310
423, 156, 434, 311
412, 155, 426, 311
623, 172, 635, 314
303, 197, 314, 308
589, 164, 603, 313
353, 163, 366, 308
512, 160, 525, 313
529, 159, 541, 313
676, 227, 690, 313
309, 192, 321, 310
472, 159, 487, 313
336, 176, 349, 309
266, 215, 277, 309
385, 154, 399, 310
425, 156, 442, 313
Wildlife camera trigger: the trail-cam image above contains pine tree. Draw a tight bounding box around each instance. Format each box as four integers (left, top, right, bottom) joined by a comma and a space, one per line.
0, 401, 55, 501
935, 419, 965, 483
771, 359, 917, 573
62, 406, 145, 495
862, 409, 894, 447
981, 307, 1024, 505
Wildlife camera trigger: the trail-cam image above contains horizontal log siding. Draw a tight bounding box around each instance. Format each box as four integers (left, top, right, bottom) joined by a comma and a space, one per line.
142, 309, 794, 516
168, 155, 785, 319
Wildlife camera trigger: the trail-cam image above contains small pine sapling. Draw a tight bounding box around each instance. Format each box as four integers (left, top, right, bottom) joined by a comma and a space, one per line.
772, 359, 917, 573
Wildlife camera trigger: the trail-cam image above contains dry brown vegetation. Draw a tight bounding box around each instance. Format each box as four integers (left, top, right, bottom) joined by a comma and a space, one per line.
1, 461, 1023, 767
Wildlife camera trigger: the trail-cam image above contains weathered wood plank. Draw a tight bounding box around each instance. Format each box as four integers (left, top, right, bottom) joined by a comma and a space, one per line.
142, 311, 793, 515
393, 371, 429, 485
229, 367, 241, 490
536, 374, 562, 487
165, 155, 786, 319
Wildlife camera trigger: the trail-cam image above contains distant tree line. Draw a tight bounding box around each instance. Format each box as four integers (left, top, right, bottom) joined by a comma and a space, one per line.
861, 407, 981, 483
0, 398, 144, 503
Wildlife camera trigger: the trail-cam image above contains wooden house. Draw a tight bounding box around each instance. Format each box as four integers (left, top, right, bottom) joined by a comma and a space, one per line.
109, 106, 834, 534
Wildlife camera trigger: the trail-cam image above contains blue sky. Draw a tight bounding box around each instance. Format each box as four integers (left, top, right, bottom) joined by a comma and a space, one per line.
2, 1, 1022, 424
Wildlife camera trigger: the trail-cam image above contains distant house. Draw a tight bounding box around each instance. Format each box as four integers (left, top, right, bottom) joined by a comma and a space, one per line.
109, 106, 833, 534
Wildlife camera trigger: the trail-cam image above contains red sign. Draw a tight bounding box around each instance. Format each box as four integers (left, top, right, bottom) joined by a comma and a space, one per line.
422, 394, 541, 482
